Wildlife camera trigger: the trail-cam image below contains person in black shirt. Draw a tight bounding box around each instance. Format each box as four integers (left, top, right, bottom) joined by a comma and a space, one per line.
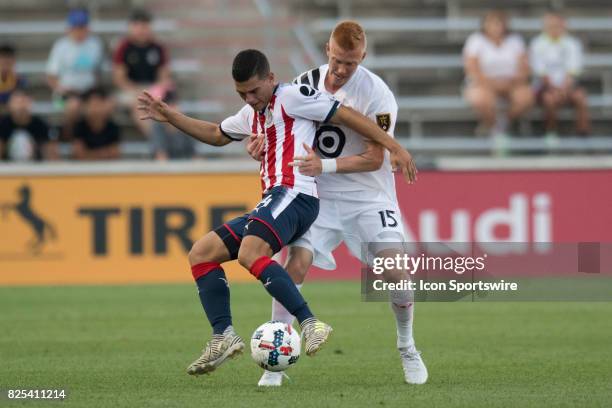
0, 89, 57, 161
112, 8, 171, 135
73, 87, 121, 160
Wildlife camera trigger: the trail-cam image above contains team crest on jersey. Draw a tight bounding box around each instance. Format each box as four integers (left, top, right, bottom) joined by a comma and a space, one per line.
376, 113, 391, 131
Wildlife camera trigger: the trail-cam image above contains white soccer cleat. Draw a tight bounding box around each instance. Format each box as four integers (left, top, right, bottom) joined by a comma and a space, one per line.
300, 318, 333, 356
257, 370, 284, 387
187, 326, 244, 376
400, 348, 428, 384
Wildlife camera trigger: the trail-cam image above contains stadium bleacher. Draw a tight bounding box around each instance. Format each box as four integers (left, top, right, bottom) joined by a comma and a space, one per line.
289, 0, 612, 152
0, 0, 303, 158
2, 0, 611, 157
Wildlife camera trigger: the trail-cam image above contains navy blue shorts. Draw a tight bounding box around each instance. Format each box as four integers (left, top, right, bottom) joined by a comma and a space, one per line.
214, 186, 319, 258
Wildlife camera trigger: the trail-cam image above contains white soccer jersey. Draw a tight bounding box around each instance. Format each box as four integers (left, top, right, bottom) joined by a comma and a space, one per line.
220, 83, 340, 197
293, 64, 399, 201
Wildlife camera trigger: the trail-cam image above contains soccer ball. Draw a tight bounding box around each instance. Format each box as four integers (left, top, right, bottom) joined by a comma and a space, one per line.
250, 321, 301, 372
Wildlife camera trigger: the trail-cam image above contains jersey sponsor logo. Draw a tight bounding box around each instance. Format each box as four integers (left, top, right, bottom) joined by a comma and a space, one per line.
376, 113, 391, 131
315, 125, 345, 158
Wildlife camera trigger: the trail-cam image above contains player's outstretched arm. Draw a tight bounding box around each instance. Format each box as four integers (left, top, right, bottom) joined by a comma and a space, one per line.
329, 105, 417, 183
290, 141, 383, 176
137, 91, 231, 146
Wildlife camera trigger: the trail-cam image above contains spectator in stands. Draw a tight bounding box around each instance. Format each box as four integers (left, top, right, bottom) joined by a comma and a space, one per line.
149, 89, 196, 160
46, 8, 105, 140
463, 10, 534, 139
0, 44, 27, 111
530, 11, 591, 139
72, 87, 121, 160
113, 8, 171, 136
0, 89, 58, 161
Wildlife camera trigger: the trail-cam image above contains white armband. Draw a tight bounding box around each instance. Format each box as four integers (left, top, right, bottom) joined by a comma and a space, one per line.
321, 159, 337, 173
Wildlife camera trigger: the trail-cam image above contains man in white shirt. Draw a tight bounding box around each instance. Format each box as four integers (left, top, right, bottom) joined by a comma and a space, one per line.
530, 12, 591, 137
46, 8, 104, 139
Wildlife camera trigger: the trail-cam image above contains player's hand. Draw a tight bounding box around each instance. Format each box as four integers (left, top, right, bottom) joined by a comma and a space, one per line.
246, 133, 265, 161
137, 91, 170, 122
390, 147, 418, 184
289, 143, 322, 176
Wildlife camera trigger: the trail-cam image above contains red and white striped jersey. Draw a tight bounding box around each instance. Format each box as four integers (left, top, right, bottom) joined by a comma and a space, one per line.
220, 83, 340, 197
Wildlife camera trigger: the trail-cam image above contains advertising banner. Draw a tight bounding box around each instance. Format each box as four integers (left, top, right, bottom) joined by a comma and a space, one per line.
1, 169, 611, 285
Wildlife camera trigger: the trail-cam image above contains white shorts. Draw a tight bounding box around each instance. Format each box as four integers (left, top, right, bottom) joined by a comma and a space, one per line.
292, 189, 409, 270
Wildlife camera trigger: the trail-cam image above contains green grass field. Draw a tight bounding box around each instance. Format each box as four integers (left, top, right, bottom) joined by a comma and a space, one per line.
1, 282, 611, 407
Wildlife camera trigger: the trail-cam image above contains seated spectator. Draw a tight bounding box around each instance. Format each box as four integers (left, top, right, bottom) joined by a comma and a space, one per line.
73, 88, 121, 160
149, 89, 196, 160
0, 89, 58, 161
530, 11, 591, 138
113, 8, 171, 136
463, 10, 534, 139
46, 8, 105, 140
0, 44, 27, 111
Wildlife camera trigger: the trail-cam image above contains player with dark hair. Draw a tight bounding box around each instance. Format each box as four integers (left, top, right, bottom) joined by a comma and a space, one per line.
137, 49, 416, 377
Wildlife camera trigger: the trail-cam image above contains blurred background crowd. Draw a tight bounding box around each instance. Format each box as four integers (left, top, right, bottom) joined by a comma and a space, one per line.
0, 0, 610, 162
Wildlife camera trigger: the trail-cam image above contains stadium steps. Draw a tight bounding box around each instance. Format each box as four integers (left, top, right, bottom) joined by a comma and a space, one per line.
309, 16, 612, 35
142, 0, 304, 105
3, 0, 306, 143
289, 0, 612, 19
293, 1, 612, 143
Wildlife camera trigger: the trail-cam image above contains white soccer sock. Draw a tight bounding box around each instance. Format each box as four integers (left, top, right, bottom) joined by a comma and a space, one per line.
390, 300, 415, 351
271, 284, 302, 326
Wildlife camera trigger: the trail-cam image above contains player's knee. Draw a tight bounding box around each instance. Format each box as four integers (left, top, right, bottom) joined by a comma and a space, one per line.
237, 244, 259, 270
376, 249, 409, 283
188, 233, 226, 266
238, 234, 274, 270
382, 264, 407, 284
187, 243, 203, 266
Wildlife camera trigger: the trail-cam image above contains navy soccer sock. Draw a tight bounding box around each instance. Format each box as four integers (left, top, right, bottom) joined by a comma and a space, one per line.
250, 256, 314, 324
191, 262, 232, 335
